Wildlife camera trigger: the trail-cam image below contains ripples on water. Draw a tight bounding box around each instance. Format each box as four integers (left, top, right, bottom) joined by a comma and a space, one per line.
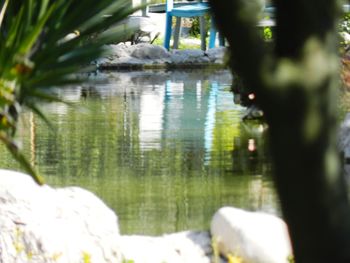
0, 70, 278, 234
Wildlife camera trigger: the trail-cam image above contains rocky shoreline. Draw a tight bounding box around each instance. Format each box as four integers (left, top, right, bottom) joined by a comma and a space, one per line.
95, 43, 227, 70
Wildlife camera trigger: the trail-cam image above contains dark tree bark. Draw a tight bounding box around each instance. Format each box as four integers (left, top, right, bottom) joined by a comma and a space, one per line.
208, 0, 350, 262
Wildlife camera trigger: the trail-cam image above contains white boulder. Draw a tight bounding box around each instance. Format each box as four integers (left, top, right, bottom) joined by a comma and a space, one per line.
0, 169, 121, 263
120, 231, 212, 263
211, 207, 292, 263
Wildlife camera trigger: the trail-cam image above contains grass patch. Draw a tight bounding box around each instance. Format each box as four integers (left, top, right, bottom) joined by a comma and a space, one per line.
152, 36, 202, 50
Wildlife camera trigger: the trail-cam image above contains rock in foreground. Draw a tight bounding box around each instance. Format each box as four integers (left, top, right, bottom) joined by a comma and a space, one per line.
0, 169, 121, 263
120, 231, 212, 263
211, 207, 292, 263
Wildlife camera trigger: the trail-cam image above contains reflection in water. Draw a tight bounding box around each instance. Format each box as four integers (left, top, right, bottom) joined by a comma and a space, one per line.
29, 112, 36, 167
248, 139, 256, 152
0, 70, 278, 234
204, 82, 218, 162
139, 84, 165, 150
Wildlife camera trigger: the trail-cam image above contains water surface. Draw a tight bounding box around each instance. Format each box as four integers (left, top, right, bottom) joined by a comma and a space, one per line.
0, 70, 278, 234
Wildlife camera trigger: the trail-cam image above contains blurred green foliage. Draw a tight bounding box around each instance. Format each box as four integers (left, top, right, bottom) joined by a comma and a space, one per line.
263, 27, 273, 40
189, 15, 210, 37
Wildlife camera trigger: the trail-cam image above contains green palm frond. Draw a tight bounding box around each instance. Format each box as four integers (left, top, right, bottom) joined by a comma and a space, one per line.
0, 0, 141, 184
0, 0, 9, 28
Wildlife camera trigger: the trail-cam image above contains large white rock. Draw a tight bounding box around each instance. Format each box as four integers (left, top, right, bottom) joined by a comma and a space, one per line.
120, 231, 212, 263
211, 207, 292, 263
0, 169, 121, 263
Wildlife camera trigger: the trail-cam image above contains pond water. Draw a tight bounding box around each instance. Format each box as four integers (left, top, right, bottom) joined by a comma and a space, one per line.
0, 69, 279, 235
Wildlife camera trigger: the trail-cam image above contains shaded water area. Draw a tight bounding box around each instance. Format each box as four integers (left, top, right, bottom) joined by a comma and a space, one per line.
0, 70, 278, 235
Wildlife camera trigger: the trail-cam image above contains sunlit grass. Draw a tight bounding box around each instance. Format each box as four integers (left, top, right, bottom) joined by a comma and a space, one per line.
152, 36, 202, 50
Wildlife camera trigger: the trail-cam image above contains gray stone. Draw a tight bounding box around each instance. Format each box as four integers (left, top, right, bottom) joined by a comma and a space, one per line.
95, 43, 228, 69
96, 43, 173, 67
338, 113, 350, 176
120, 231, 212, 263
170, 49, 210, 64
0, 169, 121, 263
108, 43, 132, 58
211, 206, 293, 263
130, 43, 170, 60
339, 113, 350, 154
206, 47, 227, 64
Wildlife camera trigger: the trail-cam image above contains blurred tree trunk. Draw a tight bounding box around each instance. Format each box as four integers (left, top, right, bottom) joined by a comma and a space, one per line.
209, 0, 350, 262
